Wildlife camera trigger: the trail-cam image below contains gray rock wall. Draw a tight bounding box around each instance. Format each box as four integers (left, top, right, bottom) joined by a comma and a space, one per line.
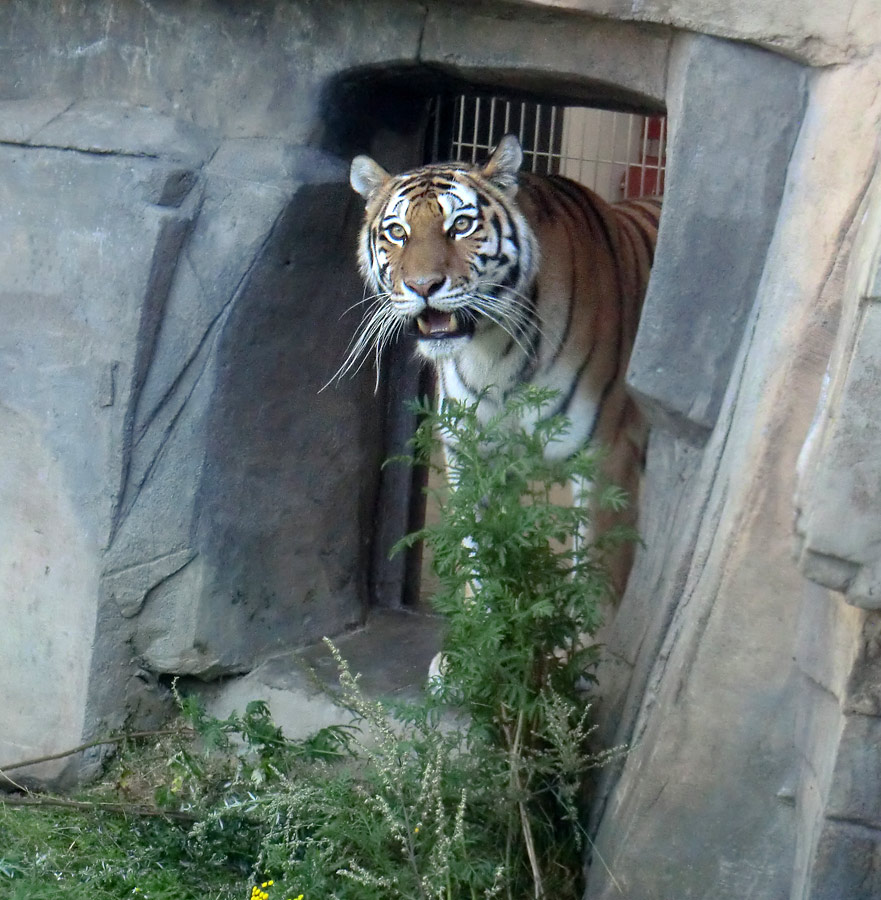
627, 37, 806, 442
0, 9, 405, 775
588, 48, 881, 900
0, 107, 388, 774
2, 2, 881, 898
790, 88, 881, 898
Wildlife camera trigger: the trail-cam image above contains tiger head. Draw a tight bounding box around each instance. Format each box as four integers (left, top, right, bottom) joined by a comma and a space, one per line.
344, 135, 538, 374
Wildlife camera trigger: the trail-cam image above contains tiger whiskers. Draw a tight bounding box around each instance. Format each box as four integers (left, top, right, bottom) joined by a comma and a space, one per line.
468, 297, 533, 357
340, 289, 389, 319
470, 289, 548, 357
322, 293, 399, 391
480, 282, 537, 309
370, 312, 408, 392
325, 281, 547, 393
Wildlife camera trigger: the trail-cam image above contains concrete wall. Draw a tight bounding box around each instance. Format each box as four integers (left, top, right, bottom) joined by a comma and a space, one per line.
1, 2, 880, 898
591, 48, 881, 899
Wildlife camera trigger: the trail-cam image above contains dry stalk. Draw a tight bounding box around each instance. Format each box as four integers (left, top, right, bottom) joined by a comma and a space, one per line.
504, 708, 544, 900
0, 729, 195, 773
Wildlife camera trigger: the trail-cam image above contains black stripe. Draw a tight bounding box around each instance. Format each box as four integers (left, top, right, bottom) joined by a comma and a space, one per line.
619, 210, 658, 265
546, 215, 578, 370
487, 212, 503, 258
505, 214, 521, 257
509, 285, 542, 385
518, 177, 557, 221
546, 347, 595, 424
454, 359, 482, 397
588, 225, 628, 444
547, 176, 617, 256
615, 222, 643, 336
498, 260, 521, 290
587, 374, 619, 443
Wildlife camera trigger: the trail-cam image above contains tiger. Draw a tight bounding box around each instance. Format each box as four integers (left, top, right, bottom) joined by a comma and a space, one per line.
344, 134, 660, 595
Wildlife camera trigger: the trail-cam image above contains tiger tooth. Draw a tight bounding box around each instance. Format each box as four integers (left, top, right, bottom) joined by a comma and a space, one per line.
449, 312, 458, 332
417, 316, 431, 335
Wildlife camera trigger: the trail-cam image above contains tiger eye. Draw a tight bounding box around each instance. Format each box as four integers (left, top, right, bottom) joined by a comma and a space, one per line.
450, 215, 474, 235
387, 223, 407, 241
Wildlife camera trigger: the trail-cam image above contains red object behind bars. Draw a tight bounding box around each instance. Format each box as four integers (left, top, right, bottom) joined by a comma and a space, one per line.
623, 116, 666, 198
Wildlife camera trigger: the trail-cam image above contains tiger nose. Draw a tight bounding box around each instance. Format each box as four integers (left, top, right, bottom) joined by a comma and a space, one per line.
404, 274, 445, 298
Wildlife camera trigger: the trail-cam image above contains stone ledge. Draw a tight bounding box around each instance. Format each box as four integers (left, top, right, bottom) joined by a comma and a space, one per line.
199, 610, 444, 742
421, 6, 669, 109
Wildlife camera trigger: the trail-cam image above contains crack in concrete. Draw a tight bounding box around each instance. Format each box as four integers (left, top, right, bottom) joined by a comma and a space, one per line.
414, 3, 429, 62
108, 211, 201, 546
103, 547, 194, 579
111, 300, 230, 541
823, 814, 881, 836
0, 139, 162, 160
108, 198, 290, 548
24, 99, 77, 143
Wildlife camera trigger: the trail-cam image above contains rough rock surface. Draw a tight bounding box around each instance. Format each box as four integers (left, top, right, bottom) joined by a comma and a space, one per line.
1, 3, 881, 899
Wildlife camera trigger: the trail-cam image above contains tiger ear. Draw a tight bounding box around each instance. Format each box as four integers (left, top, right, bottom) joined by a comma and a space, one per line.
350, 155, 391, 201
481, 135, 523, 193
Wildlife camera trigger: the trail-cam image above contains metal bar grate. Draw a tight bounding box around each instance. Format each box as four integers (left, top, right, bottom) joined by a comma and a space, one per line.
432, 94, 666, 202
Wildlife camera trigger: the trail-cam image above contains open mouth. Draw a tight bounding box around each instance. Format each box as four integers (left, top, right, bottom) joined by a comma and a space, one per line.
413, 308, 474, 340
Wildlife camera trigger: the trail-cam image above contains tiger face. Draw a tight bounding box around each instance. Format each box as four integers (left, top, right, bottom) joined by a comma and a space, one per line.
346, 136, 538, 369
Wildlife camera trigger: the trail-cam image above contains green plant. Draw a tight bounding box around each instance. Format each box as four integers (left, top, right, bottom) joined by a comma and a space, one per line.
212, 386, 625, 899
0, 386, 627, 900
393, 385, 628, 897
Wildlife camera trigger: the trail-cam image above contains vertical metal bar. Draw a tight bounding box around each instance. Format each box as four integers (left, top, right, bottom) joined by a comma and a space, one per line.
431, 94, 441, 162
504, 99, 511, 135
578, 107, 588, 185
659, 116, 667, 194
455, 95, 465, 160
639, 115, 650, 196
471, 96, 481, 163
559, 107, 569, 176
609, 111, 619, 200
548, 105, 557, 174
624, 114, 635, 198
488, 96, 497, 151
532, 103, 541, 172
589, 110, 600, 191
